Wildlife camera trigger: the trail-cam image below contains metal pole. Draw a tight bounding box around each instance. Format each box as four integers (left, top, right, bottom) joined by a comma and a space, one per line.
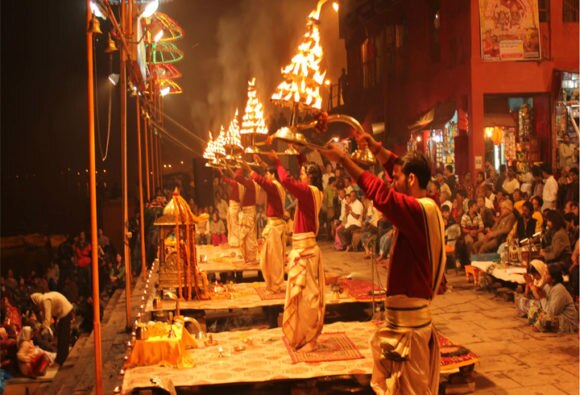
150, 77, 157, 195
156, 90, 163, 189
136, 98, 147, 280
86, 2, 103, 394
120, 0, 132, 329
144, 117, 151, 200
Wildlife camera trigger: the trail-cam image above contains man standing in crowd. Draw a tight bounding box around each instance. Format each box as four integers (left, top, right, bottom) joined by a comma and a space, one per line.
319, 133, 445, 394
444, 164, 457, 196
542, 164, 559, 210
338, 191, 364, 251
30, 292, 73, 366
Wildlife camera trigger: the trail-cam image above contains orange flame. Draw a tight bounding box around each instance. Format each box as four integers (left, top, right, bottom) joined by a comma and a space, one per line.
214, 126, 227, 156
241, 78, 269, 135
225, 110, 243, 149
203, 131, 215, 161
271, 3, 327, 112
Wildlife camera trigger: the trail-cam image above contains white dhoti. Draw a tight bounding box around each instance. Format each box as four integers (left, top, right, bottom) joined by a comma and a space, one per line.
239, 205, 257, 263
227, 200, 241, 248
260, 218, 287, 292
282, 232, 325, 350
370, 295, 440, 395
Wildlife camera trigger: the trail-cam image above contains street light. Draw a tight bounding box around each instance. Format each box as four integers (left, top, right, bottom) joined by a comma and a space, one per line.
140, 0, 159, 18
108, 73, 120, 86
153, 28, 164, 43
90, 1, 107, 19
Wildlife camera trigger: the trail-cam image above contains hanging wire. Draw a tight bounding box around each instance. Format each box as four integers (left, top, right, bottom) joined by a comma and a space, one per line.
93, 36, 113, 161
149, 117, 200, 155
159, 109, 207, 145
101, 55, 114, 161
93, 35, 103, 158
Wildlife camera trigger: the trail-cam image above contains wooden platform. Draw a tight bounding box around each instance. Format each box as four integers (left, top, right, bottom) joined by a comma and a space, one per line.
196, 245, 263, 274
146, 281, 382, 313
122, 321, 478, 394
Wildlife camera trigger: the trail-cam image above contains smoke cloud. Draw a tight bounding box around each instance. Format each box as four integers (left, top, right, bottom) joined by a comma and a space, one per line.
181, 0, 345, 137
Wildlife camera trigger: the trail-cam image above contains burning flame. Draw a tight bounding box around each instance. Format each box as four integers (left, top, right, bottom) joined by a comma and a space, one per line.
215, 126, 227, 156
271, 3, 327, 112
225, 110, 243, 149
241, 78, 268, 135
203, 131, 216, 161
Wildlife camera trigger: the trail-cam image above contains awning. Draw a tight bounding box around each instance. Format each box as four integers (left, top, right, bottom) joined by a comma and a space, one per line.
483, 113, 516, 128
408, 100, 456, 131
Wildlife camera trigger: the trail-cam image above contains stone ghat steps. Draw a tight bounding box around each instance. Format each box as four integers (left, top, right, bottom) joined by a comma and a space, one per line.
39, 276, 145, 395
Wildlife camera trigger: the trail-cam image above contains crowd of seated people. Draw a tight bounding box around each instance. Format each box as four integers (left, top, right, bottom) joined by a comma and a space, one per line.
427, 162, 578, 333
0, 228, 126, 380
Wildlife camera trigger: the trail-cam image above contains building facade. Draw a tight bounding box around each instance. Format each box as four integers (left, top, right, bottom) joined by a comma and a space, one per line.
337, 0, 579, 177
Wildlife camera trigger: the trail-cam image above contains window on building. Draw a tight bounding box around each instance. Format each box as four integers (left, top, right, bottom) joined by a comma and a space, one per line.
538, 0, 550, 22
563, 0, 579, 22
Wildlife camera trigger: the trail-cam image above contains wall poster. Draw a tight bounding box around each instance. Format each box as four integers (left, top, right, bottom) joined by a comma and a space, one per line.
479, 0, 541, 62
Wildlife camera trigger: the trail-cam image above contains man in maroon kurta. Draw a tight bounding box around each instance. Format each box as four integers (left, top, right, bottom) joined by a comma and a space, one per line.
244, 159, 287, 292
234, 168, 258, 263
319, 137, 445, 395
221, 172, 242, 248
263, 152, 324, 352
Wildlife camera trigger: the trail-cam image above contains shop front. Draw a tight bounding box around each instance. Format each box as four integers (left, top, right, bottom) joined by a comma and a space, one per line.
554, 71, 579, 170
407, 100, 457, 171
482, 94, 548, 184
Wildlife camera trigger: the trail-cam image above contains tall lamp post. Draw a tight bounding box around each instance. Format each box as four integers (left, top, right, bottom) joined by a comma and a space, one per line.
86, 1, 103, 394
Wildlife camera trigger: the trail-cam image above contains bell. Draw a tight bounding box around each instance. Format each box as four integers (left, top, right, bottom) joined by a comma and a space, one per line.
104, 33, 118, 53
88, 15, 103, 35
271, 127, 308, 146
351, 147, 376, 166
279, 146, 301, 156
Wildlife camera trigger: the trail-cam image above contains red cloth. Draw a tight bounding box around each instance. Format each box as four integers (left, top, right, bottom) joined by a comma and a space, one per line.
75, 244, 91, 268
222, 176, 240, 203
211, 234, 227, 246
234, 169, 256, 207
4, 304, 22, 334
251, 172, 284, 217
357, 154, 433, 300
276, 159, 316, 233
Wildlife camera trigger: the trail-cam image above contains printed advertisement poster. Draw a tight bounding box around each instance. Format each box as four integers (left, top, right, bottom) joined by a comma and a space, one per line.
479, 0, 541, 62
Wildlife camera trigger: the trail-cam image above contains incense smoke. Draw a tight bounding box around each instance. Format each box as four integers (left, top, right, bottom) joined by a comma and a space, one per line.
188, 0, 345, 136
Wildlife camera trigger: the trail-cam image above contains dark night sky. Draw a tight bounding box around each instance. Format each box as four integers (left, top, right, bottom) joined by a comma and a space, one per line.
0, 0, 344, 235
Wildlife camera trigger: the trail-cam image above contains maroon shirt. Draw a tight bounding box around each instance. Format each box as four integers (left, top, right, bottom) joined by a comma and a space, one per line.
222, 176, 240, 203
357, 154, 433, 299
251, 172, 284, 217
234, 169, 256, 207
275, 159, 317, 234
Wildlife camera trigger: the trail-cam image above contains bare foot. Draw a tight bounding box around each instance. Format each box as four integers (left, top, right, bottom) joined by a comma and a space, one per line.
297, 340, 318, 353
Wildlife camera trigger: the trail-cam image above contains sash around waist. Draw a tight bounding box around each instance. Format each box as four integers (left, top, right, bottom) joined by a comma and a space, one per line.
385, 295, 432, 330
241, 205, 256, 213
292, 232, 317, 249
229, 200, 241, 209
267, 217, 286, 226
